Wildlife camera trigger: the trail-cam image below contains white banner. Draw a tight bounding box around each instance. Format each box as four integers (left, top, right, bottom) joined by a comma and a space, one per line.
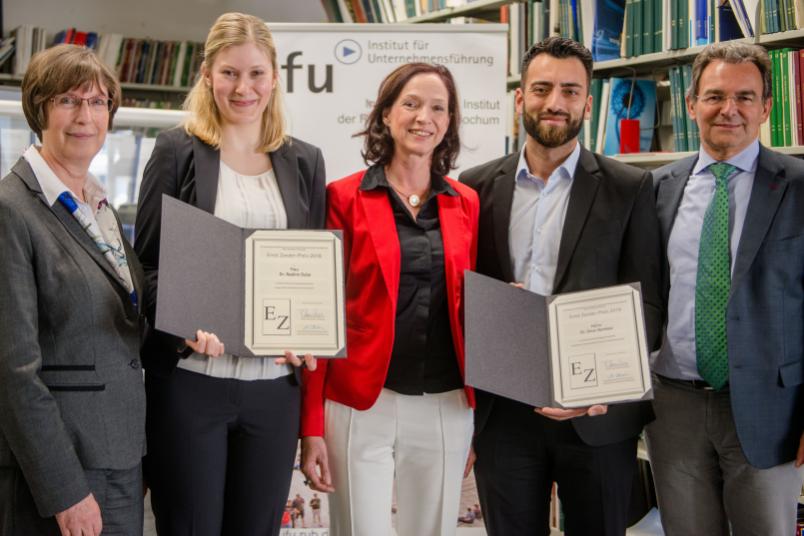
271, 23, 508, 182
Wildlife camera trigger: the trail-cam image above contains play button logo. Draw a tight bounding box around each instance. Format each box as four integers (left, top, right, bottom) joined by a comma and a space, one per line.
334, 39, 362, 65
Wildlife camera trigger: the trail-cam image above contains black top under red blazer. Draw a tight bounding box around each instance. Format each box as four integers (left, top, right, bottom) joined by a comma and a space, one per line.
134, 128, 326, 375
460, 147, 662, 447
301, 170, 479, 437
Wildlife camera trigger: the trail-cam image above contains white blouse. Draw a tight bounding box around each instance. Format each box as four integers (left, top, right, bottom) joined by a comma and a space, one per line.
176, 161, 292, 381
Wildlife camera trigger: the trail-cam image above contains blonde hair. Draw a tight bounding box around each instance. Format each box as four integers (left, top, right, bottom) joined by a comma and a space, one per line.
183, 12, 286, 152
22, 44, 121, 141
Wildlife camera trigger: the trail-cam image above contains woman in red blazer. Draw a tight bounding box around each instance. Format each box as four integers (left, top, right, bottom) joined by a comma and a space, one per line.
301, 63, 479, 536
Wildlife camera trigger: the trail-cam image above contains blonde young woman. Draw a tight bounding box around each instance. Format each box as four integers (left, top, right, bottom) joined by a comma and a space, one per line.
134, 13, 324, 535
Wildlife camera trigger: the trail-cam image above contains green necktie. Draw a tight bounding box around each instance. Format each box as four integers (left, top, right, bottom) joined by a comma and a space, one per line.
695, 162, 737, 390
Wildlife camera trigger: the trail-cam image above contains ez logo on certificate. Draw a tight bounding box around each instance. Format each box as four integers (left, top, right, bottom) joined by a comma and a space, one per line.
263, 299, 291, 335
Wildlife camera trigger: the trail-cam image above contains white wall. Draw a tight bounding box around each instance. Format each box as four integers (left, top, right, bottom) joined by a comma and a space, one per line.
5, 0, 328, 41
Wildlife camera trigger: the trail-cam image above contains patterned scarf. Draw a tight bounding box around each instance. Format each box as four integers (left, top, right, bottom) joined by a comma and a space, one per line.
57, 191, 138, 307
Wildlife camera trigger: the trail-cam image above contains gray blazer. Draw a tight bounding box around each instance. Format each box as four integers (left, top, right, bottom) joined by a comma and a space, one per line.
653, 145, 804, 468
0, 159, 146, 517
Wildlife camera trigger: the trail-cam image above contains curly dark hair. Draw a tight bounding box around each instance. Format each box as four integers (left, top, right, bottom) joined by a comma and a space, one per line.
356, 63, 461, 176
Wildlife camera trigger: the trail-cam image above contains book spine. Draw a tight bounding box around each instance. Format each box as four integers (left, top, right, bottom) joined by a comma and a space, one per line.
798, 50, 804, 145
783, 49, 792, 146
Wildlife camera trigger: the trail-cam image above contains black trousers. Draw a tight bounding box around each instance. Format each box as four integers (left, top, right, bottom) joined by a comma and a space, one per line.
474, 397, 638, 536
144, 368, 300, 536
0, 464, 143, 536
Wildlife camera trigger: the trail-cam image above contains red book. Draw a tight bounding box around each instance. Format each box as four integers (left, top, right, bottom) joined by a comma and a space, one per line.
72, 31, 88, 46
350, 0, 367, 22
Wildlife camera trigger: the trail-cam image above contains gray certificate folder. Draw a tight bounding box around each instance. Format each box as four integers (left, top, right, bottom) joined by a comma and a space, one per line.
465, 271, 652, 407
155, 195, 345, 358
465, 270, 553, 407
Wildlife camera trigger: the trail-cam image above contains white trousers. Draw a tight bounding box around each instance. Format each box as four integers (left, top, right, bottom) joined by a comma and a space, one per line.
325, 388, 473, 536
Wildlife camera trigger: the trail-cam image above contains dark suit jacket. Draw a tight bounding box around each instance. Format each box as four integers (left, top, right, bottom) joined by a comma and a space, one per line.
0, 159, 146, 517
460, 147, 662, 446
653, 145, 804, 468
300, 170, 479, 437
134, 128, 326, 374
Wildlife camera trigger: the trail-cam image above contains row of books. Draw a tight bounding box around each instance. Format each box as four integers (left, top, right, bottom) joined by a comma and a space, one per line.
54, 29, 204, 88
667, 64, 702, 151
321, 0, 469, 22
9, 25, 49, 76
767, 48, 804, 146
111, 39, 204, 87
4, 25, 203, 89
501, 0, 803, 72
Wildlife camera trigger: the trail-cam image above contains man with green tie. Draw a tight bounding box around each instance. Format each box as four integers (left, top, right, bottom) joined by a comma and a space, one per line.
649, 41, 804, 536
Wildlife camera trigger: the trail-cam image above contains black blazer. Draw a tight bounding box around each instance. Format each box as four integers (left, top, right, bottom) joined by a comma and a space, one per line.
134, 128, 326, 375
460, 147, 662, 446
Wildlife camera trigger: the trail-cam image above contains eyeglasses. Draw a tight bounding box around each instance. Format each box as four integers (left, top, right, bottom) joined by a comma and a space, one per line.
695, 94, 758, 108
51, 94, 112, 112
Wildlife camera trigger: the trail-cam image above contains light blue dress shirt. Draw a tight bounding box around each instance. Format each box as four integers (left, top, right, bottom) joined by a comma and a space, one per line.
509, 142, 580, 295
653, 140, 759, 380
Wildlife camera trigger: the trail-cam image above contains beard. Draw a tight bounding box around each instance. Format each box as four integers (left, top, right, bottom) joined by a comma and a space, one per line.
522, 110, 584, 148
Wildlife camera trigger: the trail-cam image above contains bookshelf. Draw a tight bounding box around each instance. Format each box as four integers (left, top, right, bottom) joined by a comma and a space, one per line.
0, 73, 190, 94
404, 0, 525, 22
323, 1, 804, 165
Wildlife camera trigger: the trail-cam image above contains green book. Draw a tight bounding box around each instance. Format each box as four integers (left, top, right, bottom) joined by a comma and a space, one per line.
654, 0, 663, 51
626, 0, 635, 56
671, 66, 686, 151
670, 0, 678, 48
644, 0, 653, 53
681, 64, 699, 149
590, 78, 604, 153
782, 48, 792, 146
669, 67, 680, 150
771, 0, 780, 32
681, 0, 690, 48
634, 0, 644, 55
784, 0, 794, 31
770, 50, 780, 145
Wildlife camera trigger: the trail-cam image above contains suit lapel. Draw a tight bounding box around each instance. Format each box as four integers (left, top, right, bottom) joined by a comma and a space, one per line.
360, 188, 400, 300
271, 143, 305, 229
731, 147, 787, 294
192, 136, 220, 214
655, 158, 696, 251
553, 149, 599, 291
12, 159, 131, 293
491, 156, 517, 282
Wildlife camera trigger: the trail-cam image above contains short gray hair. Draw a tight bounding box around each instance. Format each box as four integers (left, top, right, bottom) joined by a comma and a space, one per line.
688, 41, 772, 101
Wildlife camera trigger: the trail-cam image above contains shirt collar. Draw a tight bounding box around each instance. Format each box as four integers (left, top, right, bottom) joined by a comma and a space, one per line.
23, 145, 107, 213
693, 139, 759, 175
359, 164, 457, 196
515, 141, 581, 185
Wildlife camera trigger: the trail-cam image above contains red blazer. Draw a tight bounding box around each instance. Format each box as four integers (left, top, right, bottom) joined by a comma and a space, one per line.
301, 169, 479, 436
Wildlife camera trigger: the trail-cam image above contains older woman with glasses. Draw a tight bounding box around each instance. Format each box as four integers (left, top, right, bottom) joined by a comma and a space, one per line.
0, 44, 146, 536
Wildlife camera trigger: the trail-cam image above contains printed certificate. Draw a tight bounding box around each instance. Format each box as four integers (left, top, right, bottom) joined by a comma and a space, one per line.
244, 231, 346, 356
547, 285, 651, 407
